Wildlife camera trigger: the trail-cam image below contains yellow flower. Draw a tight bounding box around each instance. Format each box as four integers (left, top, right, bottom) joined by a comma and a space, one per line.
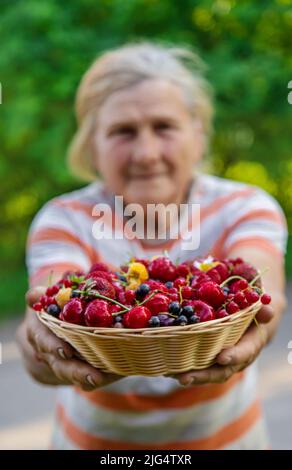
194, 256, 220, 272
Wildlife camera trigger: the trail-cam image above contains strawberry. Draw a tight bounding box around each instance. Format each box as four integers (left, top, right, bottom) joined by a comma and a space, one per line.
61, 299, 85, 325
84, 299, 113, 327
144, 293, 169, 315
148, 257, 176, 282
86, 276, 115, 299
232, 262, 260, 284
123, 306, 152, 328
197, 281, 226, 309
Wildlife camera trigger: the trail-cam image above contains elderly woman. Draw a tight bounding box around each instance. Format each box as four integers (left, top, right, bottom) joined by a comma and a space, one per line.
17, 42, 287, 450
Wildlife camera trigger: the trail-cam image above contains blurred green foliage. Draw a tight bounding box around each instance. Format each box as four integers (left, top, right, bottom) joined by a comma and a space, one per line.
0, 0, 292, 318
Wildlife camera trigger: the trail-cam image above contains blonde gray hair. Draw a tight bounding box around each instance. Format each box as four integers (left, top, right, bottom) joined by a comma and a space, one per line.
68, 41, 214, 181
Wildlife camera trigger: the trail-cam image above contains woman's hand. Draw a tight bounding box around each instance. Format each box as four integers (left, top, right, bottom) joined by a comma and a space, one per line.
173, 304, 274, 386
16, 286, 123, 391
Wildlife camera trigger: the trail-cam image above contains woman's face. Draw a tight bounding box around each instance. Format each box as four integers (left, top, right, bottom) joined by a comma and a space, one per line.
93, 79, 205, 208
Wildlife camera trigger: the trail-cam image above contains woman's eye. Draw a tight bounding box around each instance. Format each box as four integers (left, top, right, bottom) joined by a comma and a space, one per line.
114, 127, 135, 136
155, 122, 173, 132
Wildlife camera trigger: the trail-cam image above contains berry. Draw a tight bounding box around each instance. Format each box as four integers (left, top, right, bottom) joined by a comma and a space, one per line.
89, 262, 109, 273
157, 314, 170, 326
165, 317, 175, 326
191, 300, 215, 322
181, 286, 193, 299
216, 308, 229, 319
113, 322, 124, 328
175, 315, 188, 326
71, 290, 80, 298
113, 315, 123, 323
173, 277, 187, 289
61, 299, 85, 325
47, 304, 61, 317
180, 305, 194, 318
168, 301, 181, 315
144, 293, 169, 315
32, 302, 42, 311
123, 306, 152, 329
222, 287, 230, 295
234, 291, 249, 309
165, 281, 173, 288
149, 316, 161, 327
117, 274, 127, 282
261, 294, 271, 305
46, 285, 60, 297
110, 304, 123, 314
245, 289, 260, 304
189, 314, 200, 324
148, 257, 176, 282
87, 277, 115, 299
229, 279, 249, 294
226, 301, 240, 314
124, 290, 136, 304
135, 283, 151, 300
55, 288, 72, 308
175, 264, 190, 278
197, 282, 225, 309
233, 262, 259, 284
84, 300, 113, 327
63, 279, 73, 288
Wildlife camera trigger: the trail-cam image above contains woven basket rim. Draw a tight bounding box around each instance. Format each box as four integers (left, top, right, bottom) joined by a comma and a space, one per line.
37, 298, 262, 336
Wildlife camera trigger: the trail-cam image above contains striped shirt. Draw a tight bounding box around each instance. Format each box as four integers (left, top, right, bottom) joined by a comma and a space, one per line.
26, 172, 288, 450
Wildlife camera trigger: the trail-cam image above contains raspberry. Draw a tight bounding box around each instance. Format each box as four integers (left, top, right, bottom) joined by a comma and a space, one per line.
191, 300, 215, 322
197, 281, 226, 309
84, 299, 113, 327
226, 301, 240, 314
175, 264, 190, 278
233, 262, 259, 284
89, 262, 109, 273
87, 276, 115, 299
123, 306, 151, 328
85, 270, 114, 283
61, 299, 85, 325
207, 262, 229, 284
148, 257, 176, 282
124, 289, 136, 304
261, 294, 271, 305
144, 293, 169, 315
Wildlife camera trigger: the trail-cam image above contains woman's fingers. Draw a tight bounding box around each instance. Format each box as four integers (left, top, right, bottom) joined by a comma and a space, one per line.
25, 286, 47, 307
26, 309, 75, 360
176, 363, 244, 386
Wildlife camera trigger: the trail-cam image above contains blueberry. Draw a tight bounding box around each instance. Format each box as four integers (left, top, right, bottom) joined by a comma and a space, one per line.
71, 290, 80, 298
158, 314, 169, 326
189, 314, 200, 324
168, 301, 181, 315
47, 304, 61, 317
181, 305, 194, 317
136, 283, 150, 300
175, 315, 188, 326
222, 287, 229, 295
114, 315, 123, 323
118, 274, 127, 282
165, 317, 175, 327
165, 281, 173, 288
149, 316, 160, 327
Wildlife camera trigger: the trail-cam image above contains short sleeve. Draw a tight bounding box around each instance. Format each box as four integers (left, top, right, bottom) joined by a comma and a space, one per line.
222, 187, 288, 259
26, 200, 93, 286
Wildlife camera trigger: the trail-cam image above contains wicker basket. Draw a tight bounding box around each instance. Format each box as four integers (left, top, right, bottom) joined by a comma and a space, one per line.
37, 299, 262, 376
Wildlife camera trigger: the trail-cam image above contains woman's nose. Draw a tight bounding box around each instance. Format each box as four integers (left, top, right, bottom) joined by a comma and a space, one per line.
131, 129, 161, 165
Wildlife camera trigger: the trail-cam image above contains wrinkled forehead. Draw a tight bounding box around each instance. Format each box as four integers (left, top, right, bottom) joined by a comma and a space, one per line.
96, 79, 191, 127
